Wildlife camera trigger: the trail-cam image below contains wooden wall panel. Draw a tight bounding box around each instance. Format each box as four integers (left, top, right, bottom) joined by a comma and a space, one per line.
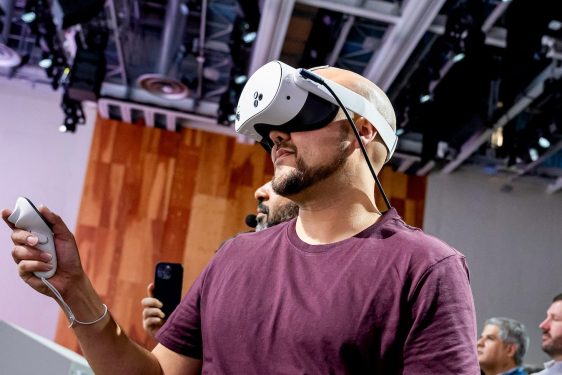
55, 117, 427, 353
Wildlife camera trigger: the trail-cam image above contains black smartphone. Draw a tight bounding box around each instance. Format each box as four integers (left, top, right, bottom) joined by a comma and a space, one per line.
153, 262, 184, 318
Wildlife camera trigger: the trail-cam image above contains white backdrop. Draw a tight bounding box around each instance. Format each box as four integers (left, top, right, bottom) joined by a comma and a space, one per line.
0, 78, 95, 339
424, 167, 562, 366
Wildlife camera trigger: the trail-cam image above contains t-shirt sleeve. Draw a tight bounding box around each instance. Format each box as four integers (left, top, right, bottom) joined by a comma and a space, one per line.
155, 265, 209, 359
402, 255, 480, 374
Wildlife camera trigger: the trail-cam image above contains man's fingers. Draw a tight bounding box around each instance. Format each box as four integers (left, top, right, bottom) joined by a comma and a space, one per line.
142, 307, 166, 320
141, 296, 163, 309
12, 245, 53, 264
17, 259, 54, 276
9, 229, 37, 246
1, 208, 15, 229
143, 317, 164, 329
147, 282, 155, 297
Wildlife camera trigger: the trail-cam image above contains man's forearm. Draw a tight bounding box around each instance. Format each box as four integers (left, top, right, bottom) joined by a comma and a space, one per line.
61, 276, 163, 375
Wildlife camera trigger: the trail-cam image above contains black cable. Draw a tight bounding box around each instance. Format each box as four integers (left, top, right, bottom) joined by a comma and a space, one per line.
299, 69, 392, 210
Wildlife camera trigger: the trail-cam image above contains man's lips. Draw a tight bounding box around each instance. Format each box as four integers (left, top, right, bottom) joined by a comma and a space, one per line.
274, 148, 293, 163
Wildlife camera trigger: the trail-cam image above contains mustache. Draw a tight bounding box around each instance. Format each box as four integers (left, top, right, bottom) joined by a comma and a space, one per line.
257, 203, 269, 215
274, 139, 296, 152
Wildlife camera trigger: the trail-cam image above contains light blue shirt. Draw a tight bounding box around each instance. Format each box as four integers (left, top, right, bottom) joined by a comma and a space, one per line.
499, 366, 527, 375
533, 360, 562, 375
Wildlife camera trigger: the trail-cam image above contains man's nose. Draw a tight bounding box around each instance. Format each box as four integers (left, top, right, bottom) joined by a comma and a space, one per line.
539, 318, 549, 331
255, 186, 269, 201
269, 129, 290, 146
476, 337, 484, 348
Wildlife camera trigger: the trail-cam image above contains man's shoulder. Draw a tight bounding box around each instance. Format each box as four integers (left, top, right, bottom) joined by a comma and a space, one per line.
378, 212, 464, 265
216, 220, 292, 255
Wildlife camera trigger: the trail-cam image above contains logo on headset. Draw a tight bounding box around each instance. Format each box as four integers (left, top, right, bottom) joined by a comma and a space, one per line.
253, 91, 263, 108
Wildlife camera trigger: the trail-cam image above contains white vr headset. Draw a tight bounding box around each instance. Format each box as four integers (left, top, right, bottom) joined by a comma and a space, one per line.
234, 60, 398, 162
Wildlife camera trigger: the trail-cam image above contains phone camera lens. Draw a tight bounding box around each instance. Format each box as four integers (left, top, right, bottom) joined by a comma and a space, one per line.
157, 264, 172, 280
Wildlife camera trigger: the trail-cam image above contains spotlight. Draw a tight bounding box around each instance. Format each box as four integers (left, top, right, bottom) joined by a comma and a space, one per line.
59, 93, 85, 133
548, 20, 562, 31
491, 127, 504, 148
419, 94, 432, 103
529, 148, 539, 161
21, 11, 37, 23
234, 74, 247, 85
395, 128, 405, 136
58, 123, 75, 133
452, 52, 465, 63
38, 56, 53, 69
242, 31, 257, 44
538, 136, 551, 148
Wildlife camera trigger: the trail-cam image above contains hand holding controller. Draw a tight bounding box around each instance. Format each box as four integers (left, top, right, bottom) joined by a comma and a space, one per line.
7, 197, 57, 278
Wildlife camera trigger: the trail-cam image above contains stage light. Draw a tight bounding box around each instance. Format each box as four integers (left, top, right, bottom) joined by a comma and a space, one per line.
491, 127, 504, 148
38, 56, 53, 68
452, 52, 465, 63
529, 148, 539, 161
58, 123, 74, 133
21, 11, 36, 23
59, 92, 85, 133
234, 74, 247, 85
538, 136, 551, 148
419, 94, 432, 103
242, 31, 257, 44
396, 128, 405, 136
548, 20, 562, 31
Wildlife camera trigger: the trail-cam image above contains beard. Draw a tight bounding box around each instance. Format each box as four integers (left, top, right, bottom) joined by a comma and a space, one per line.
542, 334, 562, 357
272, 125, 349, 197
255, 201, 299, 231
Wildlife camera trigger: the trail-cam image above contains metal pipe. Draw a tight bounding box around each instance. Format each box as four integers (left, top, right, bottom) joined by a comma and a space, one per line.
196, 0, 207, 98
107, 0, 128, 86
157, 0, 186, 76
1, 0, 15, 43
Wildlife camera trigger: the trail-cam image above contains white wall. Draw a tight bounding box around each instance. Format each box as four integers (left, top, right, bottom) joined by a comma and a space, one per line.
0, 78, 95, 340
424, 167, 562, 366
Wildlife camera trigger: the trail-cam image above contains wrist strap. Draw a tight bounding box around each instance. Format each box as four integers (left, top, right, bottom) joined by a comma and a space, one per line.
41, 277, 109, 328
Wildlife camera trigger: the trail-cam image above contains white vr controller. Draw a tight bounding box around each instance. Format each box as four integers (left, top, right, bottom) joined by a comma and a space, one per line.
8, 197, 57, 278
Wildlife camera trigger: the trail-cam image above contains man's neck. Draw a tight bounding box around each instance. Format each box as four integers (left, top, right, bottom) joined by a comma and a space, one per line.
481, 363, 519, 375
293, 178, 382, 244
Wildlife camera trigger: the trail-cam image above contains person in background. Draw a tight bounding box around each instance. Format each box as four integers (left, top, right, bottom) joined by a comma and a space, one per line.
533, 294, 562, 374
253, 180, 299, 232
142, 180, 299, 338
478, 317, 529, 375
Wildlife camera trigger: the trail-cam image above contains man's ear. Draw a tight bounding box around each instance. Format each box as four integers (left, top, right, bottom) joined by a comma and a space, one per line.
505, 343, 518, 360
354, 116, 378, 146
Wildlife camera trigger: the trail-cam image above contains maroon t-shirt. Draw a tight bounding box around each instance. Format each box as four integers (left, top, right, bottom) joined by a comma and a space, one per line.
157, 208, 479, 374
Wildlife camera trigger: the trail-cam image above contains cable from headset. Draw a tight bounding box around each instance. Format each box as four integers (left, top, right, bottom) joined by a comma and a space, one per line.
41, 277, 108, 328
299, 69, 392, 210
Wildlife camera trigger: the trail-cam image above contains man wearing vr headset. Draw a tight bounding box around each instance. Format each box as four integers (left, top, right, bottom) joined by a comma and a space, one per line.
152, 62, 479, 373
4, 62, 478, 374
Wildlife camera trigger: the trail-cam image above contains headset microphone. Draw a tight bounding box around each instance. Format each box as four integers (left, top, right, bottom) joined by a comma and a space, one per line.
245, 214, 258, 228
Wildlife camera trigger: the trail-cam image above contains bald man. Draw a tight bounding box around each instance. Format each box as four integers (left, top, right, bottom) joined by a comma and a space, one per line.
5, 64, 477, 374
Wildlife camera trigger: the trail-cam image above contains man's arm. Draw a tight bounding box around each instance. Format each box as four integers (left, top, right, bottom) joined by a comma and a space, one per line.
2, 205, 201, 375
402, 255, 479, 374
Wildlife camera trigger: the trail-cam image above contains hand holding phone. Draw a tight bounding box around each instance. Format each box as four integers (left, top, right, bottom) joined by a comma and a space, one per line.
153, 262, 184, 318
